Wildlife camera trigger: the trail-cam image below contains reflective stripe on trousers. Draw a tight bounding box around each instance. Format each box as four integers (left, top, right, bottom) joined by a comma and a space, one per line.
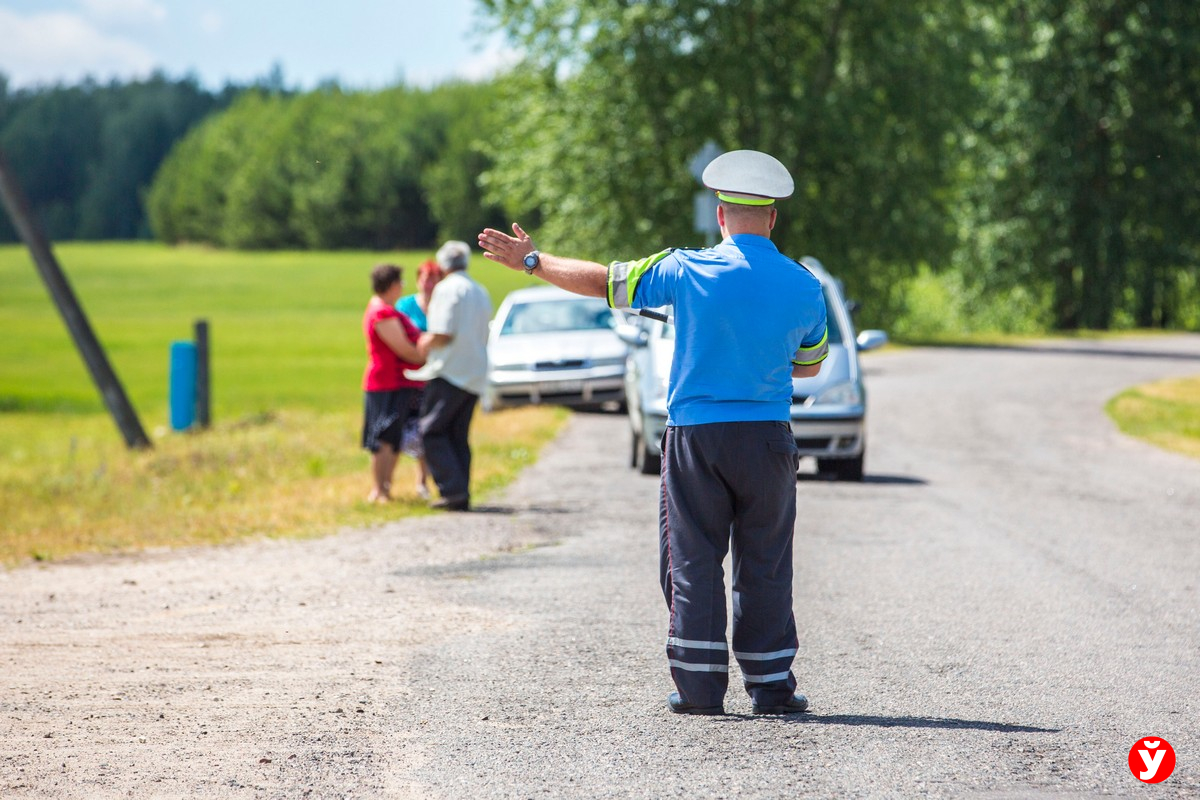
659, 421, 802, 708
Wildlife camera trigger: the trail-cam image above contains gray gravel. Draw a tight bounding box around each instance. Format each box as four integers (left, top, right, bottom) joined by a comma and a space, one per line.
3, 334, 1199, 798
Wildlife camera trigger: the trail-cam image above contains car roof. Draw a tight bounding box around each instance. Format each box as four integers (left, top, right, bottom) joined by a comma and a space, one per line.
795, 256, 833, 285
501, 285, 603, 304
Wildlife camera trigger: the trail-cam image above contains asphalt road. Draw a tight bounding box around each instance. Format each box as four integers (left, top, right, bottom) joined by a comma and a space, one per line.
3, 334, 1199, 798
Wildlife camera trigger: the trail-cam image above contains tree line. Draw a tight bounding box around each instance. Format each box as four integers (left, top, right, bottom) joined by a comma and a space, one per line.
0, 73, 238, 242
3, 0, 1197, 331
146, 81, 503, 249
0, 70, 503, 251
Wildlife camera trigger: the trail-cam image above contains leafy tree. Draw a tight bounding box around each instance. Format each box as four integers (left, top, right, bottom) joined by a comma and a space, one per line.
146, 92, 275, 244
0, 83, 102, 240
220, 92, 315, 249
147, 82, 500, 250
478, 0, 987, 310
78, 75, 224, 239
284, 88, 426, 250
958, 0, 1200, 329
421, 81, 509, 243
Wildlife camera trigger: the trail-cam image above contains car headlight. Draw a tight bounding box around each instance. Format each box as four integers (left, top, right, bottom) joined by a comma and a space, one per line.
809, 381, 862, 406
652, 374, 672, 400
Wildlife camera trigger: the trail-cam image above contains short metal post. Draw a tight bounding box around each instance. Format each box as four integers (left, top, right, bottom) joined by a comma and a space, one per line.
194, 319, 210, 428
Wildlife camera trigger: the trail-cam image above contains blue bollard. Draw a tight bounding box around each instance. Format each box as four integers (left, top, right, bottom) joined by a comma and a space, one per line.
169, 341, 197, 431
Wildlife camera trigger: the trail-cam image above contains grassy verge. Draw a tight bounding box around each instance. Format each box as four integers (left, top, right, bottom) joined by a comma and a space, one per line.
0, 241, 567, 567
0, 404, 568, 567
1106, 376, 1200, 460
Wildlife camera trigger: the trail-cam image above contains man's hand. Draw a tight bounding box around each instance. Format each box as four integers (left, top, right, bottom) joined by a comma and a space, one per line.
418, 331, 452, 360
477, 223, 610, 298
478, 223, 535, 271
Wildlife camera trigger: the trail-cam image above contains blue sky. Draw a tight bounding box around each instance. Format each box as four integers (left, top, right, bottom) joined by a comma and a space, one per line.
0, 0, 517, 90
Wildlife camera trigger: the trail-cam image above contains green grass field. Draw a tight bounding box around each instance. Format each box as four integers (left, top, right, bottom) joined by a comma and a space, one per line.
0, 242, 563, 566
1, 242, 535, 416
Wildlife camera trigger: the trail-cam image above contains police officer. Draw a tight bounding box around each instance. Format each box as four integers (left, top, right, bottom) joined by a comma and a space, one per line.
477, 150, 828, 716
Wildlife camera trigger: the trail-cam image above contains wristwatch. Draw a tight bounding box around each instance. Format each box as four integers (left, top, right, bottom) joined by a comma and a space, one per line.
523, 250, 541, 275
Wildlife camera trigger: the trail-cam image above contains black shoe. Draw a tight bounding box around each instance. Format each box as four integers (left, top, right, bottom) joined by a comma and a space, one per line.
751, 694, 809, 714
667, 692, 724, 716
430, 495, 470, 511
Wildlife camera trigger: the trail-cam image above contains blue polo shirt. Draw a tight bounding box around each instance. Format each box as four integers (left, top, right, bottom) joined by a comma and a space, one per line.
608, 234, 828, 426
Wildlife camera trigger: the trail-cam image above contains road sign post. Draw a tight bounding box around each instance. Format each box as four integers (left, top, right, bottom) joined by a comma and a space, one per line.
689, 141, 724, 246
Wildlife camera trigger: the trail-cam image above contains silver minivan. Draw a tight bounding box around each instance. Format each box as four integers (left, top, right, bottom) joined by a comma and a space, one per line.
617, 257, 887, 479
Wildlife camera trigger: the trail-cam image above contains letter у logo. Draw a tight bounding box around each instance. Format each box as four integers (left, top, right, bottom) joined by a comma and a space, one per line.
1128, 737, 1176, 784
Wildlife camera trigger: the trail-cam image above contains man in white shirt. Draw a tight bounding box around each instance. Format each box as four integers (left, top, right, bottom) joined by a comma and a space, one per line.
411, 240, 493, 511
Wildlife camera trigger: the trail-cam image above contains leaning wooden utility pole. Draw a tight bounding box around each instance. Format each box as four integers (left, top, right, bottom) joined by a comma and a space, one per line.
0, 148, 152, 450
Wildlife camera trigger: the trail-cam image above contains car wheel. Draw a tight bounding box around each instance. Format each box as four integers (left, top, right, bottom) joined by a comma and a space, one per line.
630, 427, 641, 469
635, 435, 661, 475
817, 450, 865, 482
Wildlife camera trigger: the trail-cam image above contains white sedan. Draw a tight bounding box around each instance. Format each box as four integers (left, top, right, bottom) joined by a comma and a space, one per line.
484, 286, 627, 411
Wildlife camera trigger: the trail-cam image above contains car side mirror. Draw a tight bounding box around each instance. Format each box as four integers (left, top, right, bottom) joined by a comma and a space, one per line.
856, 330, 888, 352
616, 323, 649, 348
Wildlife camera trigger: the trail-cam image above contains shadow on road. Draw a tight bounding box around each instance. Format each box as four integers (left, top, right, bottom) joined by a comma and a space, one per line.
430, 504, 576, 515
720, 713, 1059, 734
862, 474, 928, 485
796, 473, 928, 486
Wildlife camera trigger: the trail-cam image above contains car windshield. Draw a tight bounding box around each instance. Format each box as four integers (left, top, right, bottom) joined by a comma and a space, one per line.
500, 299, 616, 336
822, 285, 845, 345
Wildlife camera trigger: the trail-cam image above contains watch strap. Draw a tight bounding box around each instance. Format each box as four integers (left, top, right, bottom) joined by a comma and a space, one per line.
523, 250, 541, 274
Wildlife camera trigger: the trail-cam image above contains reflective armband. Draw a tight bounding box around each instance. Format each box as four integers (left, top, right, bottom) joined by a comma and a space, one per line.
792, 329, 829, 366
607, 250, 672, 309
607, 261, 630, 309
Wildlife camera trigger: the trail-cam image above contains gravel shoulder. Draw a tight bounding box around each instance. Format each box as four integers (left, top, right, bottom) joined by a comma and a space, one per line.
3, 334, 1199, 799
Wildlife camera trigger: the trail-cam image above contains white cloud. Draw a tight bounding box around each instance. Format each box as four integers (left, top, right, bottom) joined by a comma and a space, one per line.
0, 8, 156, 87
199, 9, 224, 35
80, 0, 167, 26
404, 43, 521, 88
454, 44, 522, 83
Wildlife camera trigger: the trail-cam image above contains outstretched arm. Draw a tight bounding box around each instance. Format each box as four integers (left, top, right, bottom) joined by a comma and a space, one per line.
375, 318, 424, 364
478, 223, 608, 298
416, 332, 451, 361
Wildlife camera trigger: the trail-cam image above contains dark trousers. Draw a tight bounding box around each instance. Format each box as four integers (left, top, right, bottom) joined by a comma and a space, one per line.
419, 378, 478, 502
659, 421, 801, 708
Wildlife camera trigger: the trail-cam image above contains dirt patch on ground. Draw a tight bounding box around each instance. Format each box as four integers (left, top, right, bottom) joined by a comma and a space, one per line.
0, 420, 585, 799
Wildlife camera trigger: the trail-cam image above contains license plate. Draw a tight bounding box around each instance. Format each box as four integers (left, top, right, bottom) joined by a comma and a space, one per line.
542, 380, 583, 394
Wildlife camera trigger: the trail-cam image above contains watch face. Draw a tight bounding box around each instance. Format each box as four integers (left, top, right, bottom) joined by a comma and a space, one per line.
523, 253, 538, 267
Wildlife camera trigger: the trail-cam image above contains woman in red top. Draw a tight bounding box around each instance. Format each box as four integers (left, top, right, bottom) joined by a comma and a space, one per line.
362, 263, 424, 503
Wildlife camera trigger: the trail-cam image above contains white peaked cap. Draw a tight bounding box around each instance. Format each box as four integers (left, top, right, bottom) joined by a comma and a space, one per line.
701, 149, 795, 204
